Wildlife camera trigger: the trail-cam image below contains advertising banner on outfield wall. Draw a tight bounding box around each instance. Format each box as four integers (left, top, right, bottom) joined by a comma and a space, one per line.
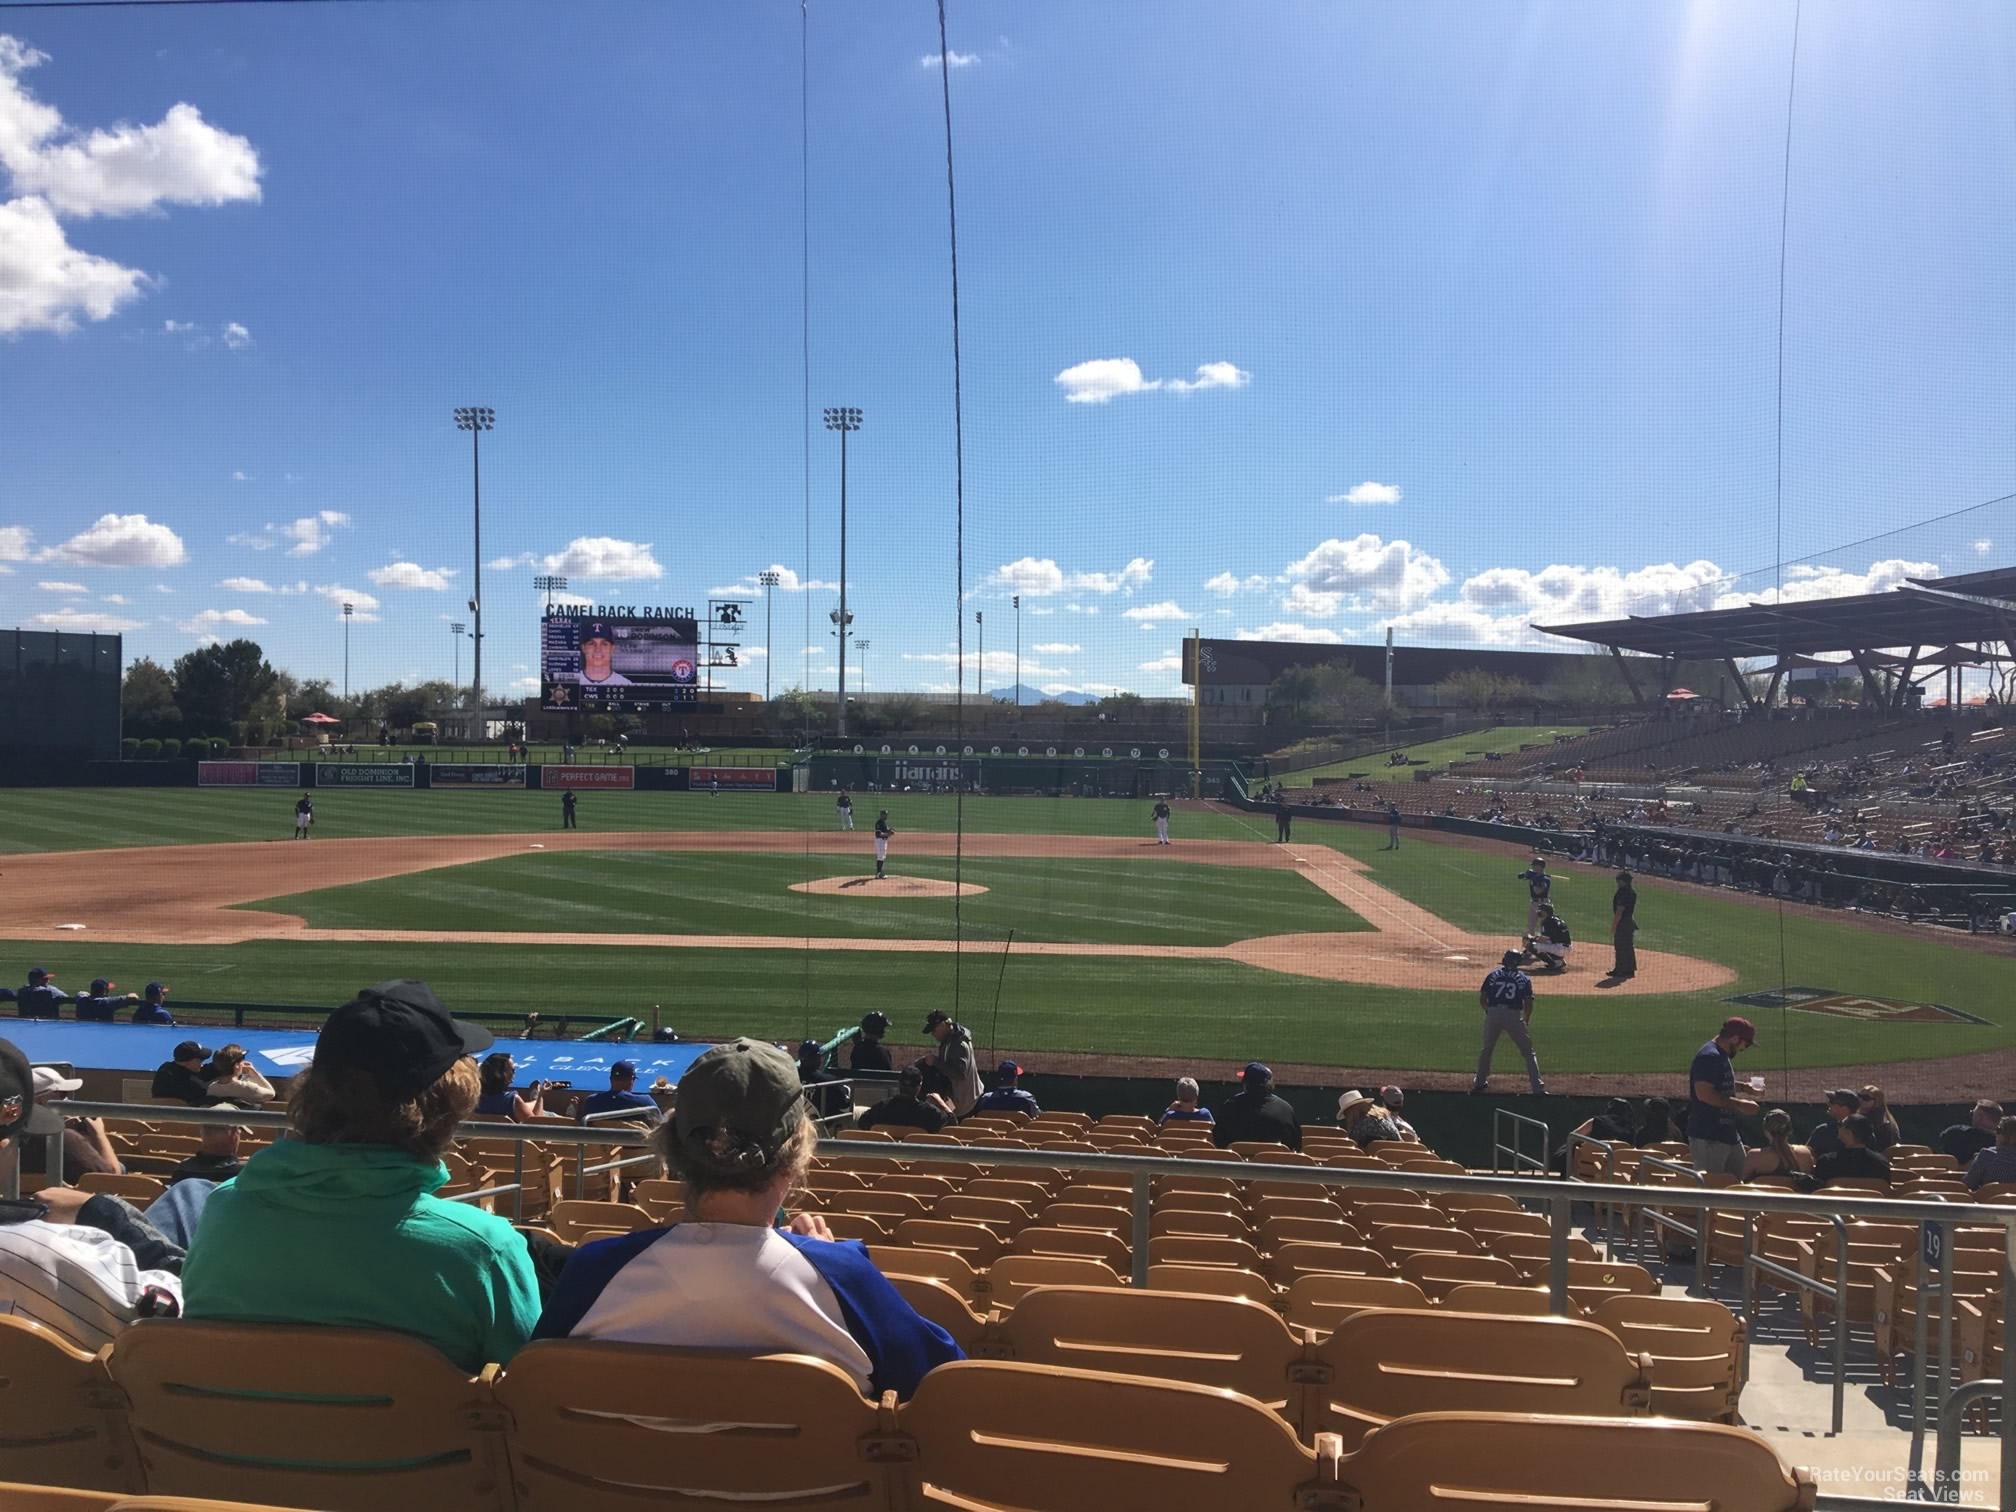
541, 765, 636, 791
198, 761, 302, 787
430, 763, 527, 788
315, 764, 416, 788
687, 766, 780, 791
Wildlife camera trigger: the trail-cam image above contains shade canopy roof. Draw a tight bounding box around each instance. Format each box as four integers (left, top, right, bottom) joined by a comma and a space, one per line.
1540, 584, 2015, 660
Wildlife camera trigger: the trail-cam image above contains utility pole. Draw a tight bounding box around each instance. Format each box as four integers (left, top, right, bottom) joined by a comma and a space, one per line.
1012, 594, 1021, 709
342, 602, 354, 702
823, 407, 861, 736
450, 621, 465, 691
975, 609, 985, 722
758, 569, 781, 702
453, 407, 495, 726
854, 638, 870, 696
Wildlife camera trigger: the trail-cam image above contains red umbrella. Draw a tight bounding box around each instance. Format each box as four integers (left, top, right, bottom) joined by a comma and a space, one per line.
1665, 688, 1701, 699
301, 712, 342, 725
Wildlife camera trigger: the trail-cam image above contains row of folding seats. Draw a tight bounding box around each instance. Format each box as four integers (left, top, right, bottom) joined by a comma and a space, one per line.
0, 1314, 1810, 1511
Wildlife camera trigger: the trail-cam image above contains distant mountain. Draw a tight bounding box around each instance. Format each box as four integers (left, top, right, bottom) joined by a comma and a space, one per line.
986, 684, 1095, 706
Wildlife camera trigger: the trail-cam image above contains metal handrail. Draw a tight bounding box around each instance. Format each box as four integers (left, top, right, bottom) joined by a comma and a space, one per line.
1932, 1377, 2009, 1508
1491, 1107, 1550, 1176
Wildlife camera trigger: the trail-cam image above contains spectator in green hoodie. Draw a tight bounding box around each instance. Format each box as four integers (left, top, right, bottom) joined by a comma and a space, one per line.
180, 981, 540, 1373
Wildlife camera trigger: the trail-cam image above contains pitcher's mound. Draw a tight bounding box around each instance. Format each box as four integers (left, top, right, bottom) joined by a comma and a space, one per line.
790, 875, 989, 898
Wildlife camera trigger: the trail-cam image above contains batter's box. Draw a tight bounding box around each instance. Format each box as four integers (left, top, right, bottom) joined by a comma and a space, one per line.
1726, 987, 1989, 1026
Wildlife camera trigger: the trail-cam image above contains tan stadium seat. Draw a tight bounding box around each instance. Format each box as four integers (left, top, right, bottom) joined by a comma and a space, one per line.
1798, 1221, 1915, 1345
825, 1153, 905, 1176
1042, 1201, 1129, 1232
1435, 1191, 1522, 1218
1438, 1283, 1552, 1316
0, 1491, 315, 1512
75, 1171, 168, 1204
896, 1131, 965, 1147
0, 1316, 140, 1493
1085, 1131, 1147, 1150
1397, 1250, 1523, 1302
900, 1361, 1343, 1510
938, 1195, 1034, 1234
1486, 1230, 1602, 1270
1591, 1294, 1746, 1421
1318, 1151, 1379, 1169
904, 1158, 982, 1183
1332, 1411, 1816, 1510
1095, 1114, 1157, 1137
982, 1254, 1125, 1310
1267, 1242, 1391, 1287
1034, 1140, 1100, 1156
1306, 1309, 1653, 1450
965, 1177, 1052, 1205
1155, 1174, 1242, 1200
889, 1276, 989, 1351
1249, 1148, 1319, 1166
1151, 1207, 1251, 1240
876, 1173, 958, 1200
1147, 1264, 1275, 1302
981, 1287, 1299, 1415
1229, 1140, 1290, 1158
1259, 1216, 1362, 1249
546, 1199, 655, 1243
835, 1127, 895, 1142
1457, 1207, 1550, 1240
1353, 1201, 1446, 1231
107, 1321, 510, 1512
1010, 1226, 1129, 1271
495, 1344, 899, 1510
1148, 1234, 1265, 1273
893, 1219, 1004, 1267
820, 1212, 891, 1243
831, 1189, 932, 1223
1182, 1145, 1243, 1162
1330, 1185, 1423, 1210
1371, 1226, 1478, 1266
461, 1137, 563, 1220
1282, 1274, 1430, 1335
800, 1168, 867, 1192
1555, 1257, 1659, 1312
1253, 1195, 1344, 1224
870, 1243, 980, 1303
1028, 1112, 1093, 1133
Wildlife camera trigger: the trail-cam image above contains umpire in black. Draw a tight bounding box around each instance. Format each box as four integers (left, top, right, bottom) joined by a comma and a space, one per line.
1610, 871, 1638, 979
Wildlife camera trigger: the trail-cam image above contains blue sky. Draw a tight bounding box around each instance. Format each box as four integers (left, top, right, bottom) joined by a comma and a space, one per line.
3, 0, 2013, 701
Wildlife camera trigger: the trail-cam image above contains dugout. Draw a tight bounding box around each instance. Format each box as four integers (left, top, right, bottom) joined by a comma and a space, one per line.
0, 628, 123, 778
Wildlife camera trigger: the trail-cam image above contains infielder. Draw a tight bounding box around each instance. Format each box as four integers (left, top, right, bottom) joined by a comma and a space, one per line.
837, 791, 855, 830
873, 810, 894, 879
1152, 799, 1171, 845
293, 791, 314, 840
1384, 802, 1403, 850
561, 789, 578, 830
1515, 857, 1553, 933
1473, 949, 1545, 1095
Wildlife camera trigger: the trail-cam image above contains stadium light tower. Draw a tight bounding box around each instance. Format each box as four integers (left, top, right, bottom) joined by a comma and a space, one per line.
975, 609, 985, 721
1012, 594, 1021, 709
450, 621, 466, 688
823, 406, 861, 736
453, 406, 495, 721
854, 637, 870, 696
532, 574, 567, 613
758, 569, 781, 702
342, 602, 354, 702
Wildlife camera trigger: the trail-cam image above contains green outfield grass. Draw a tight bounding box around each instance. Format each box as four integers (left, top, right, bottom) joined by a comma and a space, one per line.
0, 786, 2006, 1076
240, 852, 1369, 946
1276, 725, 1588, 785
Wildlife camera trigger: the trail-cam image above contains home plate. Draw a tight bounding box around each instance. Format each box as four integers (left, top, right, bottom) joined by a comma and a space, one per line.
1441, 953, 1470, 963
56, 923, 86, 931
528, 844, 546, 849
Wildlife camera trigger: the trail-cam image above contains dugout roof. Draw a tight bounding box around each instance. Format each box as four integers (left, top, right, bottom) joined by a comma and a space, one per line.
1538, 585, 2016, 660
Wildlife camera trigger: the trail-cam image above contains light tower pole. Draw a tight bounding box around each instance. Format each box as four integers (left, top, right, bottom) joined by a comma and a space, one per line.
854, 638, 870, 696
975, 609, 985, 722
533, 574, 567, 614
342, 602, 354, 702
453, 407, 495, 724
450, 621, 465, 689
758, 569, 781, 702
1012, 594, 1021, 709
823, 407, 861, 736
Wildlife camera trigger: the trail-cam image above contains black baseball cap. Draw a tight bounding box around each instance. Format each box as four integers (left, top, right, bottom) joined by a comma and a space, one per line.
173, 1040, 212, 1063
923, 1010, 951, 1032
995, 1060, 1022, 1081
0, 1038, 61, 1140
312, 980, 494, 1098
1241, 1062, 1272, 1087
673, 1038, 806, 1174
90, 978, 112, 995
1502, 949, 1524, 966
1826, 1087, 1861, 1111
610, 1060, 637, 1079
26, 967, 48, 983
580, 620, 616, 643
146, 982, 167, 997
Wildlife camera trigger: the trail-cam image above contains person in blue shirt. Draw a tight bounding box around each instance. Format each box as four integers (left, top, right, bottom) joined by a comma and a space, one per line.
1686, 1016, 1759, 1177
131, 982, 175, 1025
578, 1061, 660, 1126
1515, 859, 1553, 935
535, 1038, 961, 1399
968, 1061, 1041, 1119
14, 967, 69, 1020
1472, 951, 1545, 1095
475, 1052, 548, 1121
1158, 1076, 1214, 1126
75, 979, 139, 1022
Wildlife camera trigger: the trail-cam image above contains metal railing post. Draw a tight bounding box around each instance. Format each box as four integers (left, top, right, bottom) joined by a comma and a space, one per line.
1831, 1216, 1849, 1436
1131, 1171, 1151, 1288
512, 1140, 526, 1224
1548, 1193, 1570, 1315
1739, 1212, 1755, 1382
1937, 1219, 1957, 1417
1934, 1379, 2003, 1504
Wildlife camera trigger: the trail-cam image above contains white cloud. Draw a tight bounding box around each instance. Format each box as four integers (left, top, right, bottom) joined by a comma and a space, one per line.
101, 593, 125, 604
1745, 559, 1933, 608
1377, 601, 1532, 646
1031, 642, 1080, 655
1281, 583, 1343, 617
44, 512, 186, 567
487, 552, 536, 570
1284, 534, 1448, 612
1328, 481, 1403, 506
226, 529, 271, 550
708, 563, 837, 596
151, 583, 173, 594
991, 555, 1151, 596
0, 526, 30, 561
904, 650, 1064, 681
221, 320, 250, 349
509, 675, 539, 692
1055, 356, 1250, 404
1065, 603, 1099, 615
163, 317, 195, 334
1122, 601, 1191, 623
1164, 361, 1251, 394
802, 645, 827, 656
35, 579, 85, 594
1204, 571, 1270, 597
368, 561, 457, 591
920, 50, 978, 68
1236, 622, 1344, 644
1973, 539, 1993, 556
0, 194, 148, 333
231, 469, 249, 482
314, 585, 379, 622
30, 607, 138, 633
218, 576, 271, 593
1039, 682, 1124, 698
0, 36, 259, 336
541, 536, 664, 580
177, 607, 265, 635
1139, 654, 1184, 674
282, 510, 350, 556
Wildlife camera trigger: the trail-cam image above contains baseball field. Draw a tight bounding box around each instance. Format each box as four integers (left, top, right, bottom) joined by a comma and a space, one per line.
0, 785, 2008, 1096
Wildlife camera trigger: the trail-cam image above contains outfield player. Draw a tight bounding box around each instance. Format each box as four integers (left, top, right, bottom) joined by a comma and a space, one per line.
1515, 857, 1552, 932
837, 791, 855, 831
873, 810, 894, 879
1473, 950, 1545, 1095
293, 791, 314, 840
1152, 799, 1171, 845
1384, 802, 1403, 849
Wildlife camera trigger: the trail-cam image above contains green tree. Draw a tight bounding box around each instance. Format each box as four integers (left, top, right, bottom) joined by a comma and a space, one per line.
1100, 691, 1145, 720
1266, 664, 1323, 722
172, 640, 279, 738
121, 658, 181, 738
1311, 663, 1379, 723
880, 693, 928, 734
768, 687, 826, 739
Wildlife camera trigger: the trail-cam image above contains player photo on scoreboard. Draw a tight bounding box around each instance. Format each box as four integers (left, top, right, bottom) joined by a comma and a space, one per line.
542, 616, 700, 708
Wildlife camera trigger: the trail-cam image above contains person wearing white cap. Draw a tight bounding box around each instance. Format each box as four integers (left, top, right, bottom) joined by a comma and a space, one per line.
20, 1065, 121, 1181
1335, 1089, 1402, 1148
